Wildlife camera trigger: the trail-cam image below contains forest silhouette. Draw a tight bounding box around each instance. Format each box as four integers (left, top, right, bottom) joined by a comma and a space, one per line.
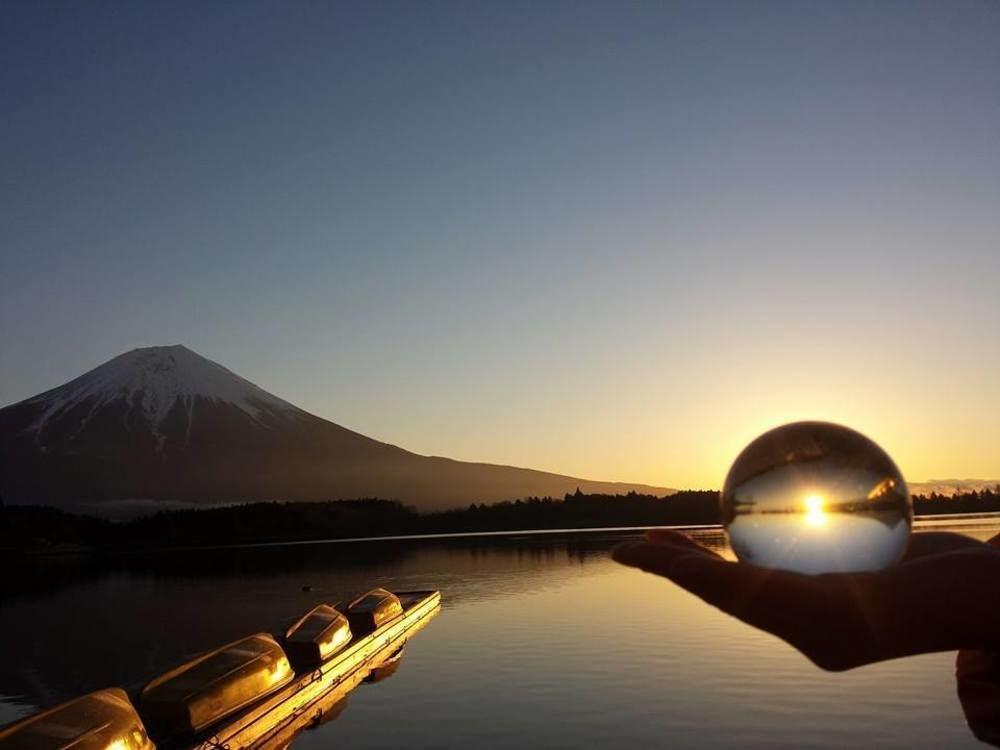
3, 488, 1000, 553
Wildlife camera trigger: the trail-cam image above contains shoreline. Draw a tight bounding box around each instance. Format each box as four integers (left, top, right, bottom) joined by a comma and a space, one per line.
5, 511, 1000, 560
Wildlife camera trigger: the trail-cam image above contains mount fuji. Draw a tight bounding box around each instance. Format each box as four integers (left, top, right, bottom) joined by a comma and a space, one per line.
0, 345, 673, 515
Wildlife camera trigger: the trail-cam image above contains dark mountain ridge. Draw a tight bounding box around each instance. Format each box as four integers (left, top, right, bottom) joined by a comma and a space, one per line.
0, 345, 673, 514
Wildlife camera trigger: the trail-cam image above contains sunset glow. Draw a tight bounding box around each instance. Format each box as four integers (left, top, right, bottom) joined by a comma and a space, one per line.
3, 4, 1000, 750
803, 494, 828, 528
2, 2, 998, 492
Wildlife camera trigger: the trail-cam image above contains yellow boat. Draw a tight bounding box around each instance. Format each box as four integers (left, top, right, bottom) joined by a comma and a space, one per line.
172, 590, 440, 750
282, 604, 352, 671
344, 588, 403, 633
0, 589, 440, 750
0, 688, 154, 750
140, 634, 295, 739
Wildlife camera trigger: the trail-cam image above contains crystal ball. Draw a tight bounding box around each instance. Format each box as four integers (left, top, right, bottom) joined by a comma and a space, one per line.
721, 421, 912, 574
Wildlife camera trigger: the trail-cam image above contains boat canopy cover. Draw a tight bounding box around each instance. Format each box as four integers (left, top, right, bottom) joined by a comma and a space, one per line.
346, 588, 403, 633
284, 604, 353, 668
0, 688, 154, 750
140, 633, 294, 737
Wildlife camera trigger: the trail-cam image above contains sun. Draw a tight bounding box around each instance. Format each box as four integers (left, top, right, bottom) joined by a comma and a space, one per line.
803, 493, 827, 527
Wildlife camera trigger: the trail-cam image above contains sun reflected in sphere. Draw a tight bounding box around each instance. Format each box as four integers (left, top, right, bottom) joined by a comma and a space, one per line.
721, 422, 913, 574
802, 494, 827, 528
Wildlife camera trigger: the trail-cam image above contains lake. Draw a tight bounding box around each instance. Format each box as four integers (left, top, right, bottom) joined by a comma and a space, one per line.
2, 515, 999, 749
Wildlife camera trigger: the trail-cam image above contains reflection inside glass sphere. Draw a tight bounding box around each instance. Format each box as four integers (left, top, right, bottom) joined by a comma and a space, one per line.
721, 421, 913, 574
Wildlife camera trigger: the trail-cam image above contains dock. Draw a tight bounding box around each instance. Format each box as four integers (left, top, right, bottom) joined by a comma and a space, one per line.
0, 589, 441, 750
171, 590, 441, 750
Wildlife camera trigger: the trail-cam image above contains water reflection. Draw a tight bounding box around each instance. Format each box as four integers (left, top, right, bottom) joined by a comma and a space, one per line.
1, 523, 996, 749
240, 649, 406, 750
0, 533, 621, 710
262, 692, 350, 750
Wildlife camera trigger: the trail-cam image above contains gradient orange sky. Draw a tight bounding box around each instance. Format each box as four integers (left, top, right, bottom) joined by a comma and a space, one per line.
2, 3, 998, 489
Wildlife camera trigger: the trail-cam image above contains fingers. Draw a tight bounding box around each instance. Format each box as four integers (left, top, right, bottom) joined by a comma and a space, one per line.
955, 649, 1000, 747
613, 539, 773, 615
644, 529, 724, 559
612, 528, 723, 575
612, 541, 694, 578
902, 532, 986, 561
666, 552, 774, 614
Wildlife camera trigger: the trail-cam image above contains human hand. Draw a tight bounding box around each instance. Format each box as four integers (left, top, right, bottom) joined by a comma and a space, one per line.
957, 648, 1000, 747
613, 529, 1000, 671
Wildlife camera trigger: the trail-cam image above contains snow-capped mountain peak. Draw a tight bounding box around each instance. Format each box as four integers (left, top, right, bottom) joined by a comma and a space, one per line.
25, 344, 299, 436
1, 344, 675, 512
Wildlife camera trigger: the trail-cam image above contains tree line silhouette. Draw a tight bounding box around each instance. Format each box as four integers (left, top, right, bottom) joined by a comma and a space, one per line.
2, 487, 1000, 552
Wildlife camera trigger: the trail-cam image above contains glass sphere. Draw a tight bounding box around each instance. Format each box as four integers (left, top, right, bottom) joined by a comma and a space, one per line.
721, 421, 912, 574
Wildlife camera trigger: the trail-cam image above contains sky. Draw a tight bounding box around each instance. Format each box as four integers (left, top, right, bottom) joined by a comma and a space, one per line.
2, 1, 999, 490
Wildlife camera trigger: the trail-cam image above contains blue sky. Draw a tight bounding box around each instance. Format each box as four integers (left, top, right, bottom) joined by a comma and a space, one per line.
3, 1, 999, 487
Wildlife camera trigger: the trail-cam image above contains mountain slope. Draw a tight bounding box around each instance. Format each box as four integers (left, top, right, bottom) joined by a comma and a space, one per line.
0, 345, 673, 514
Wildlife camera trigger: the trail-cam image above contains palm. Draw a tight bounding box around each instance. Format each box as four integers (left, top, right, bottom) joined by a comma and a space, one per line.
613, 529, 1000, 671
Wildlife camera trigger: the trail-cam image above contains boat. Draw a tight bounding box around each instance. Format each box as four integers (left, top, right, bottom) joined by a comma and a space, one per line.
0, 688, 154, 750
140, 633, 294, 739
185, 590, 439, 750
345, 588, 403, 633
282, 604, 352, 670
0, 589, 440, 750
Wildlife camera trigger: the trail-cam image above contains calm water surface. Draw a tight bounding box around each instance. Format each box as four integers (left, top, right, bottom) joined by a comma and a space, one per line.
2, 516, 998, 748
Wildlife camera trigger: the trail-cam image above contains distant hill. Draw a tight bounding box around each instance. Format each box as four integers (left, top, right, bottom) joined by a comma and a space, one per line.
909, 479, 1000, 497
0, 345, 674, 515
